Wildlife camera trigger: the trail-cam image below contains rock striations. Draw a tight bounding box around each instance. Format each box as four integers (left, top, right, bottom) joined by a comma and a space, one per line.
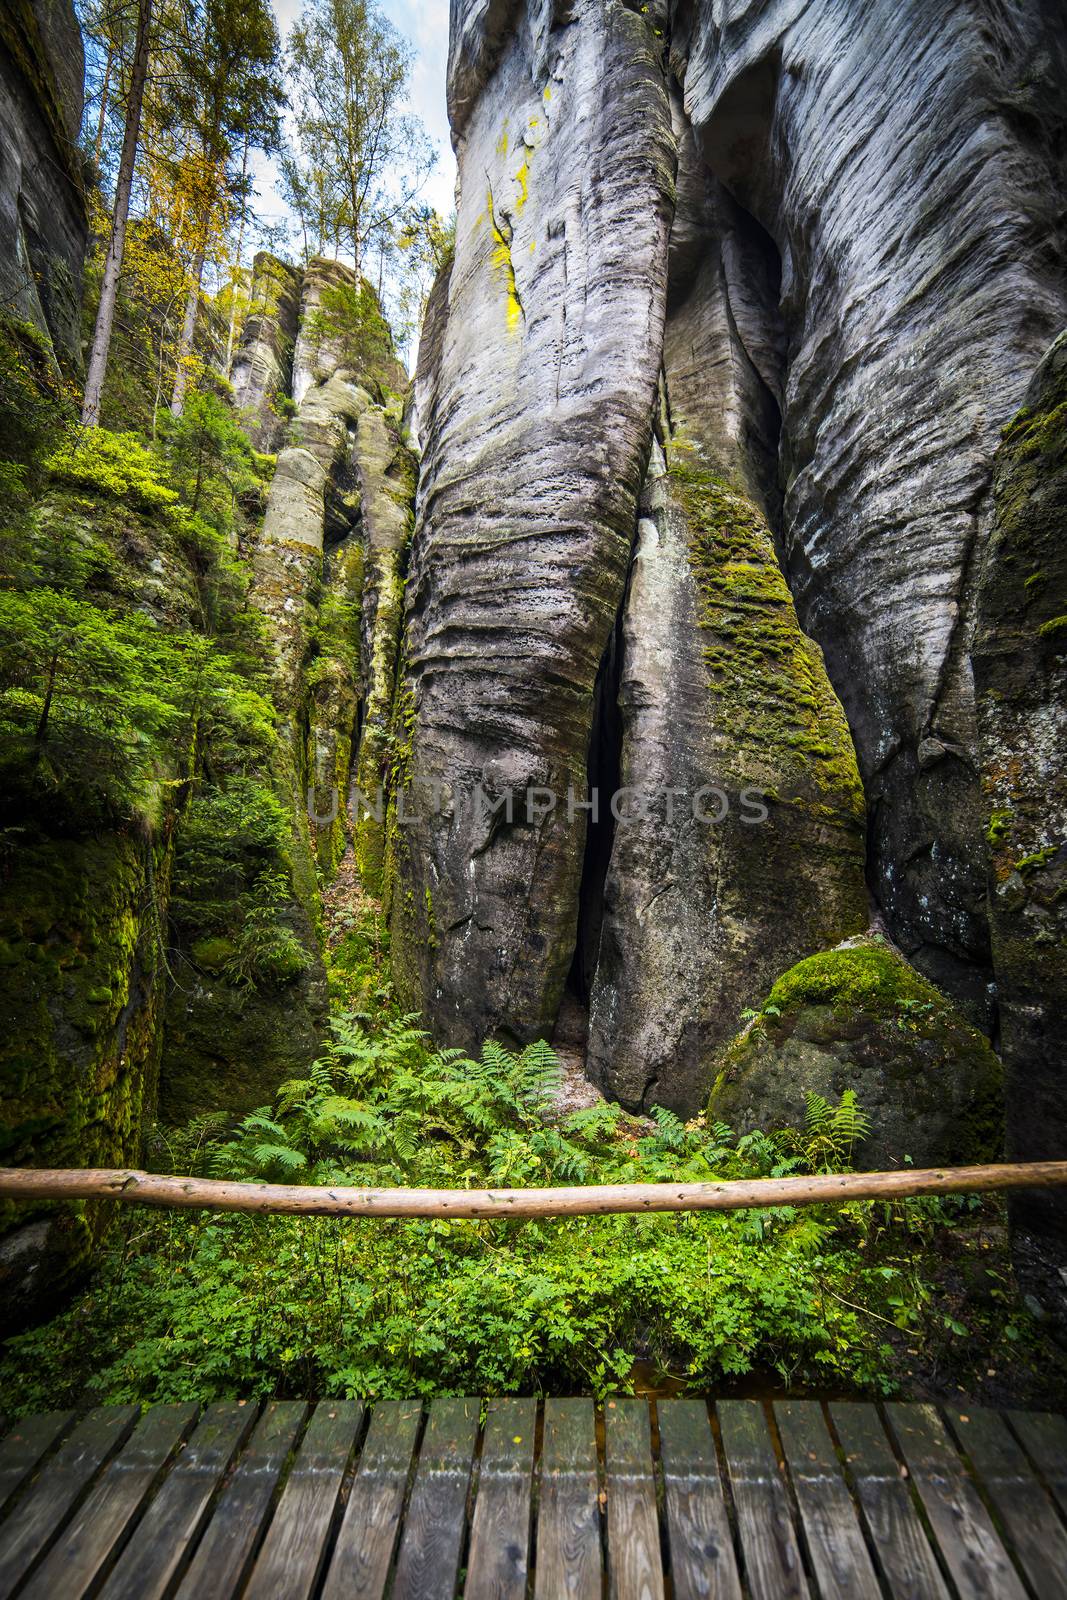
391, 0, 1067, 1258
2, 0, 1067, 1310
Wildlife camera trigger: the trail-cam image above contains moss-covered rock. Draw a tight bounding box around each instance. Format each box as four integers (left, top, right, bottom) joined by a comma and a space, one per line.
973, 328, 1067, 1244
709, 937, 1004, 1168
670, 442, 865, 817
0, 829, 172, 1319
587, 441, 868, 1114
0, 420, 329, 1315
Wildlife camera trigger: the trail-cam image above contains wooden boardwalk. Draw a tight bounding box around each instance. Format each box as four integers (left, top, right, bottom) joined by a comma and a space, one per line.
0, 1398, 1064, 1599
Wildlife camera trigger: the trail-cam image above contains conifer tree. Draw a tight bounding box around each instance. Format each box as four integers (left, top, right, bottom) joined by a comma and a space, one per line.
167, 0, 284, 415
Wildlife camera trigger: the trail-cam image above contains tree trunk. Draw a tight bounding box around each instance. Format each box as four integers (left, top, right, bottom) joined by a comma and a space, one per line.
81, 0, 153, 428
34, 647, 61, 745
170, 244, 206, 416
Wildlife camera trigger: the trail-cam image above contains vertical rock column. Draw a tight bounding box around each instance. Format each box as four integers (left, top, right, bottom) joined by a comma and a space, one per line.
974, 331, 1067, 1258
393, 0, 677, 1042
587, 437, 868, 1113
586, 110, 867, 1114
230, 252, 301, 452
675, 0, 1067, 1019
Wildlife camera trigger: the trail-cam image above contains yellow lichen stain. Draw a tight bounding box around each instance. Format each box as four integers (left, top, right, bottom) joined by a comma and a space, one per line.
496, 124, 509, 158
514, 160, 529, 211
486, 184, 523, 333
543, 84, 552, 101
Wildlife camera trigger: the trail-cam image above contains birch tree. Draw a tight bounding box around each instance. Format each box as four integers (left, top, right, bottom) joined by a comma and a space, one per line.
286, 0, 434, 279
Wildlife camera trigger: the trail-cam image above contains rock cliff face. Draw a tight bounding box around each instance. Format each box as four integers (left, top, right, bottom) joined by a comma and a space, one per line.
394, 0, 1067, 1201
974, 333, 1067, 1249
163, 258, 417, 1117
676, 0, 1067, 1023
0, 0, 87, 366
230, 253, 302, 452
393, 0, 676, 1037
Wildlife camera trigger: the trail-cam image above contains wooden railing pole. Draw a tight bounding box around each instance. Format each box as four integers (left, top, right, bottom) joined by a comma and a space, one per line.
1, 1161, 1066, 1218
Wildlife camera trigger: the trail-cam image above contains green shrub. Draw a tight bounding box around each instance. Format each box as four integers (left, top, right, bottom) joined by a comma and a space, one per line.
4, 1016, 1044, 1411
46, 430, 180, 514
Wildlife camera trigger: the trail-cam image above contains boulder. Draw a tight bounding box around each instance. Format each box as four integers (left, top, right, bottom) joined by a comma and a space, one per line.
709, 938, 1004, 1169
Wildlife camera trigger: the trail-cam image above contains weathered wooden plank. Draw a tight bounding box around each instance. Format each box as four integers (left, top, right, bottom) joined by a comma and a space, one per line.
716, 1401, 808, 1600
0, 1411, 74, 1517
947, 1407, 1067, 1600
243, 1400, 363, 1600
604, 1399, 664, 1600
533, 1398, 602, 1600
319, 1399, 422, 1600
464, 1397, 537, 1600
1007, 1409, 1067, 1522
657, 1400, 741, 1600
775, 1402, 880, 1600
829, 1402, 949, 1600
0, 1404, 138, 1600
391, 1396, 479, 1600
98, 1400, 257, 1600
174, 1400, 308, 1600
19, 1403, 197, 1600
884, 1403, 1028, 1600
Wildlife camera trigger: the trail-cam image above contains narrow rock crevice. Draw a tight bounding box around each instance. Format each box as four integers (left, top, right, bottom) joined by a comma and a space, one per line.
563, 565, 628, 1038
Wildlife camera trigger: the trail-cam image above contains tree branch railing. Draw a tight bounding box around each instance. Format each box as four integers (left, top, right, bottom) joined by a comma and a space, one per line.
1, 1161, 1067, 1219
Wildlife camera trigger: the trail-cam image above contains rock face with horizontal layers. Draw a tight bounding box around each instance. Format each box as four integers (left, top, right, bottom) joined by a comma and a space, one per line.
392, 0, 676, 1038
674, 0, 1067, 1023
708, 938, 1004, 1171
0, 0, 87, 364
230, 252, 301, 452
396, 0, 1067, 1155
165, 269, 416, 1120
974, 331, 1067, 1255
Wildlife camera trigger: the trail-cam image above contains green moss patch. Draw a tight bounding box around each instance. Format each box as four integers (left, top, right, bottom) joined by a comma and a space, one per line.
668, 442, 864, 820
765, 938, 954, 1022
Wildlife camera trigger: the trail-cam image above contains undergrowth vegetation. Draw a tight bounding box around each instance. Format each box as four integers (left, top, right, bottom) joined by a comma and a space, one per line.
0, 916, 1049, 1413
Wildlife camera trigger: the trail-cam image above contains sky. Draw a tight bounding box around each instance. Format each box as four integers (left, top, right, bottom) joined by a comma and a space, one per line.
255, 0, 458, 245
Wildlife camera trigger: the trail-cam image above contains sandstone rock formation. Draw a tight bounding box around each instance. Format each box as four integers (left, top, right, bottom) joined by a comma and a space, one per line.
586, 438, 868, 1113
163, 263, 417, 1117
393, 0, 676, 1039
974, 332, 1067, 1248
230, 252, 302, 452
393, 0, 1067, 1191
674, 0, 1067, 1023
0, 0, 87, 365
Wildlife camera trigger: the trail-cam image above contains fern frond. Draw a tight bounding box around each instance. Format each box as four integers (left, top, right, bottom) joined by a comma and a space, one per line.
804, 1092, 833, 1136
251, 1143, 307, 1170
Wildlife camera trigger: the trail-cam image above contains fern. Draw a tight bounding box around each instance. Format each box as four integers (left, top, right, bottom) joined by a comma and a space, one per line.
251, 1143, 307, 1171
